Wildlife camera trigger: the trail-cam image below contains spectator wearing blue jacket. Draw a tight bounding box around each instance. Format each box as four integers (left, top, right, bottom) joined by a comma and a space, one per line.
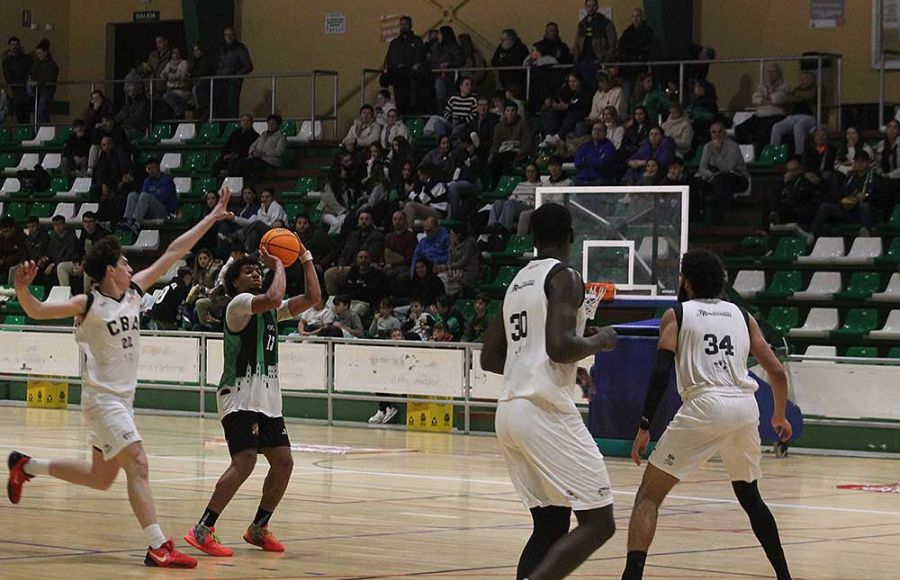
410, 216, 450, 275
574, 121, 618, 185
121, 158, 178, 233
625, 126, 675, 184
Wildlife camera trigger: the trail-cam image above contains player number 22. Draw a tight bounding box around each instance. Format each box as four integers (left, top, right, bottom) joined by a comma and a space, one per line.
703, 333, 734, 356
509, 311, 528, 341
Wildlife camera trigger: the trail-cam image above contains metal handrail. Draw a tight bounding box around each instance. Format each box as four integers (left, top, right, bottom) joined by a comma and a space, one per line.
362, 52, 843, 128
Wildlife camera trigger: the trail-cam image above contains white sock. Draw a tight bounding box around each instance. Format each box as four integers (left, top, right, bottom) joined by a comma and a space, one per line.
143, 524, 167, 550
23, 458, 50, 476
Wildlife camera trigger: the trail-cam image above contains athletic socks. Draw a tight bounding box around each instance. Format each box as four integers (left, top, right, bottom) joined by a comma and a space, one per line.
143, 524, 167, 550
622, 550, 647, 580
253, 507, 273, 527
22, 458, 49, 477
198, 507, 220, 528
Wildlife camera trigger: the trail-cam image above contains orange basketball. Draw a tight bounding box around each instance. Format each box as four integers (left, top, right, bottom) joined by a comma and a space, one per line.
260, 228, 302, 266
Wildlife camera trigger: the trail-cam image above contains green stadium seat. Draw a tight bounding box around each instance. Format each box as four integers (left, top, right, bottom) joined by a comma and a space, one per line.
457, 299, 475, 321
44, 126, 73, 147
6, 286, 46, 313
34, 177, 70, 200
756, 144, 788, 167
1, 315, 26, 327
761, 236, 807, 263
877, 206, 900, 234
5, 202, 29, 222
766, 306, 799, 335
0, 128, 13, 145
0, 153, 19, 171
190, 177, 218, 199
480, 266, 520, 294
210, 121, 240, 146
845, 346, 878, 358
136, 124, 174, 146
170, 203, 202, 225
29, 202, 53, 219
834, 272, 881, 301
3, 127, 35, 146
282, 176, 318, 199
185, 122, 220, 145
888, 347, 900, 359
490, 234, 534, 261
284, 203, 301, 224
875, 237, 900, 264
482, 175, 520, 201
170, 151, 210, 176
406, 117, 425, 140
830, 308, 879, 338
280, 120, 298, 137
757, 270, 802, 299
115, 229, 135, 246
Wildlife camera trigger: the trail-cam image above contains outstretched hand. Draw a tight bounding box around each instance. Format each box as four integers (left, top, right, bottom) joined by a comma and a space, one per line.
211, 186, 235, 222
259, 248, 282, 271
14, 261, 38, 287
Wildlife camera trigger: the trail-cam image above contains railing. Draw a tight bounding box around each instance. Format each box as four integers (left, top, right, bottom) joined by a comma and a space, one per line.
0, 325, 589, 433
362, 53, 843, 128
2, 70, 340, 140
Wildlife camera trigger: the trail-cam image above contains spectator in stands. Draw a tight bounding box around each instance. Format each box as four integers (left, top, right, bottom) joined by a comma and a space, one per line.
575, 121, 617, 185
373, 89, 396, 127
331, 294, 364, 338
212, 113, 258, 177
621, 105, 651, 162
446, 224, 479, 296
638, 158, 663, 186
1, 217, 26, 283
766, 155, 818, 230
88, 113, 131, 170
466, 96, 500, 165
240, 113, 287, 180
149, 267, 192, 330
535, 22, 573, 64
3, 37, 32, 123
524, 42, 561, 113
405, 163, 449, 224
409, 258, 446, 310
403, 296, 435, 339
770, 70, 818, 155
235, 188, 287, 253
190, 43, 216, 120
68, 211, 109, 291
601, 105, 625, 150
431, 321, 453, 341
573, 0, 618, 66
419, 135, 454, 182
463, 294, 492, 342
189, 248, 222, 300
736, 62, 790, 147
810, 150, 879, 237
342, 105, 382, 165
198, 191, 228, 253
92, 136, 133, 227
458, 33, 490, 93
46, 215, 81, 287
160, 46, 191, 118
115, 83, 151, 141
81, 89, 114, 142
62, 120, 91, 177
219, 186, 261, 249
626, 126, 675, 184
429, 76, 478, 139
433, 295, 464, 341
589, 70, 627, 122
324, 211, 384, 295
488, 101, 533, 189
381, 16, 427, 115
215, 26, 254, 119
802, 125, 835, 194
875, 119, 900, 202
505, 83, 530, 119
145, 35, 171, 89
369, 298, 401, 338
547, 155, 573, 187
662, 158, 688, 186
631, 72, 668, 125
294, 213, 338, 274
834, 126, 874, 177
692, 121, 750, 223
28, 39, 59, 123
297, 297, 334, 336
687, 78, 719, 139
430, 26, 465, 108
380, 109, 411, 150
358, 163, 391, 229
540, 72, 592, 149
343, 249, 388, 318
617, 8, 654, 95
388, 136, 415, 189
489, 163, 542, 232
18, 216, 50, 286
492, 28, 529, 90
661, 102, 694, 158
380, 210, 417, 290
319, 153, 357, 235
411, 217, 450, 276
120, 158, 177, 233
447, 132, 482, 220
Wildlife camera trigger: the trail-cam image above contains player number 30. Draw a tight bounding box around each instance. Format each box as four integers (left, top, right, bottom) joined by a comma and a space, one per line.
509, 311, 528, 341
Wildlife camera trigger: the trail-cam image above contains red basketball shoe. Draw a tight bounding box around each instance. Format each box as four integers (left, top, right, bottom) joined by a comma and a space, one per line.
184, 524, 234, 557
144, 539, 198, 568
242, 524, 285, 552
7, 451, 33, 504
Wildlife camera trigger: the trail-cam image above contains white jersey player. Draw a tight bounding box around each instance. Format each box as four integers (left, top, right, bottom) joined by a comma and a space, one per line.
621, 249, 793, 580
7, 186, 235, 568
481, 203, 618, 580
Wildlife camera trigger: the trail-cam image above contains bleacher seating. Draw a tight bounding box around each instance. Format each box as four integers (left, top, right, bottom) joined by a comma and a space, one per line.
870, 273, 900, 302
792, 271, 841, 301
733, 270, 765, 298
836, 237, 882, 264
797, 237, 844, 264
787, 308, 838, 338
868, 310, 900, 340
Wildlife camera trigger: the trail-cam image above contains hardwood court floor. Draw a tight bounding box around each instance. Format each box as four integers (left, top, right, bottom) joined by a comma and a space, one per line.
0, 405, 898, 579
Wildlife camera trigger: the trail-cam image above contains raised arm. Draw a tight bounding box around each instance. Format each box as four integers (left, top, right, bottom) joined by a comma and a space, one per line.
132, 187, 234, 291
13, 261, 87, 320
285, 246, 321, 317
748, 315, 792, 442
252, 249, 286, 314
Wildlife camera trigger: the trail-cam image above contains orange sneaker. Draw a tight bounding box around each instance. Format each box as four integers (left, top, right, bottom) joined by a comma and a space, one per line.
7, 451, 33, 504
242, 524, 285, 552
144, 539, 198, 568
184, 524, 233, 557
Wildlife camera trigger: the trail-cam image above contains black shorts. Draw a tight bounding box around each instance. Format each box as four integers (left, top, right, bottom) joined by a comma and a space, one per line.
221, 411, 291, 456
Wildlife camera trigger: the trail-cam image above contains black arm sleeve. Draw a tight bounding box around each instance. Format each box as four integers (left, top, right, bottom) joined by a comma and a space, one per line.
639, 349, 676, 429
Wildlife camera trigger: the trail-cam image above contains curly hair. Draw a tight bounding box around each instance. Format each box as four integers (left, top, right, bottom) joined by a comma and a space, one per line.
83, 236, 122, 282
223, 255, 262, 296
681, 249, 725, 299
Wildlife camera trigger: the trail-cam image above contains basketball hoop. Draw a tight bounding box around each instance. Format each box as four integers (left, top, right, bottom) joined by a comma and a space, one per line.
583, 282, 616, 318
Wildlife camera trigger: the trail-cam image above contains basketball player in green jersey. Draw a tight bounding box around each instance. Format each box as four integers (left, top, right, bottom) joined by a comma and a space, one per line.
185, 242, 320, 557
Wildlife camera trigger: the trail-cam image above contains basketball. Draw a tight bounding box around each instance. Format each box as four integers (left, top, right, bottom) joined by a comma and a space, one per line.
260, 228, 302, 266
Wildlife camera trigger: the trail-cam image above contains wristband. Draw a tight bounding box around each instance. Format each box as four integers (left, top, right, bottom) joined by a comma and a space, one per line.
639, 417, 651, 431
299, 250, 313, 264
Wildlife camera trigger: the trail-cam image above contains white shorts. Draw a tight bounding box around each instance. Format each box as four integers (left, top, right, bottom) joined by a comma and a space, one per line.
82, 390, 142, 462
649, 393, 761, 482
496, 397, 614, 512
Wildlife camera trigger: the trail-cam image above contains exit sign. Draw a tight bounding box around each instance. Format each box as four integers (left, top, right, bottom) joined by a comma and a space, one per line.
133, 10, 160, 23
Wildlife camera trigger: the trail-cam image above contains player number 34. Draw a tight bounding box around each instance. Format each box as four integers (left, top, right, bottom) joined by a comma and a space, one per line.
703, 333, 734, 356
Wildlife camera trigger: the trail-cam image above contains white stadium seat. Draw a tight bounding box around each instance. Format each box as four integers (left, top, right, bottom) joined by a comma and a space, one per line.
160, 123, 197, 145
796, 237, 844, 264
70, 203, 99, 224
792, 271, 842, 301
0, 178, 21, 197
5, 153, 40, 175
869, 272, 900, 303
221, 176, 243, 194
733, 270, 765, 298
835, 237, 882, 264
46, 286, 72, 304
788, 308, 839, 338
21, 126, 56, 147
867, 310, 900, 340
292, 120, 323, 143
801, 344, 837, 362
41, 202, 76, 225
739, 144, 756, 163
160, 152, 182, 173
57, 177, 92, 200
253, 121, 267, 134
174, 177, 192, 195
40, 153, 62, 172
123, 229, 160, 253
